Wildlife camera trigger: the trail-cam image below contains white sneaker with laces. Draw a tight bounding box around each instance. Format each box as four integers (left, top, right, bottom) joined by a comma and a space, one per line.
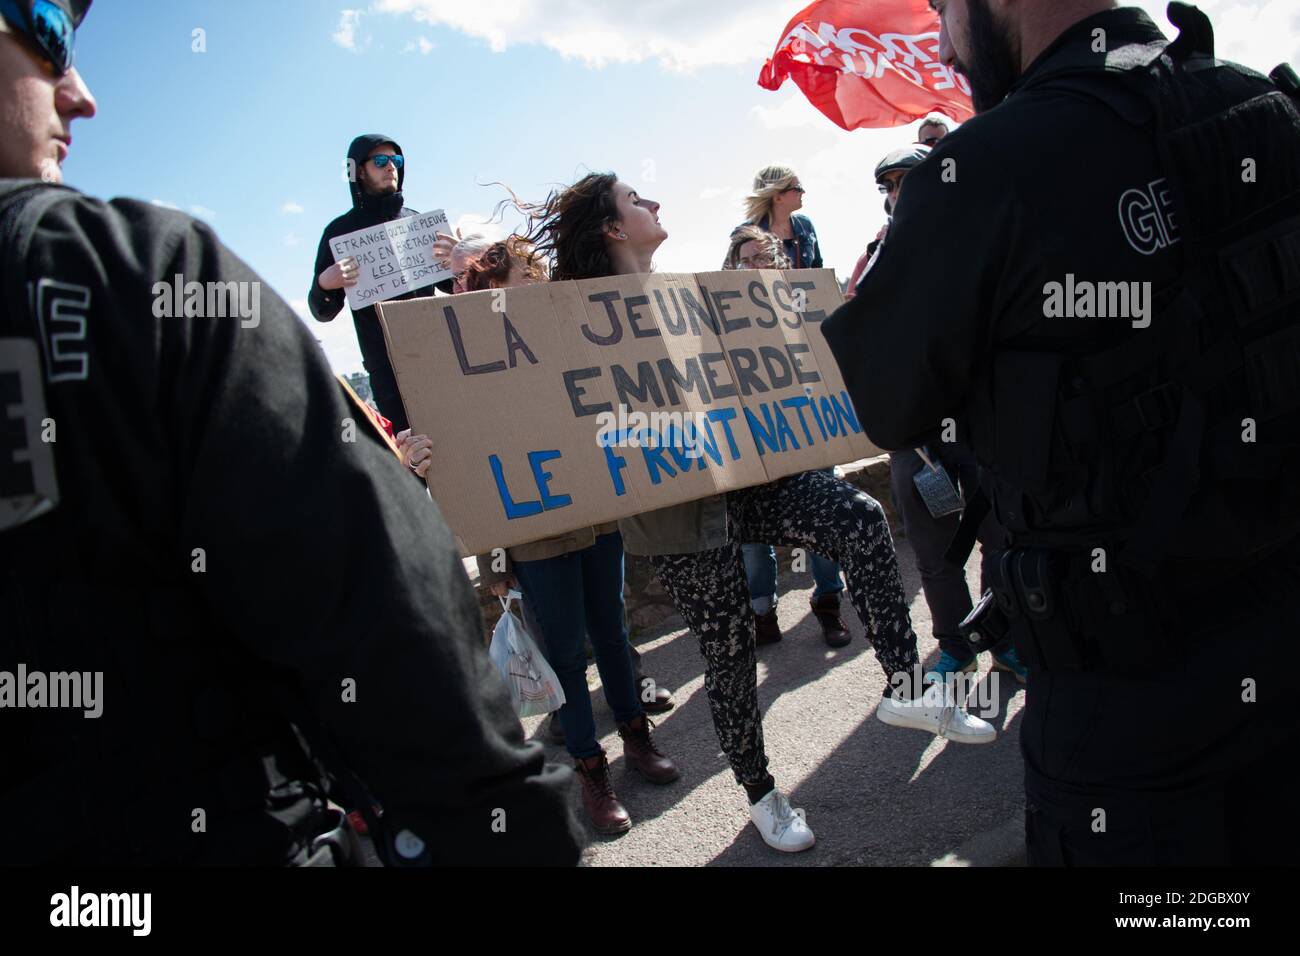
875, 679, 997, 744
749, 788, 816, 852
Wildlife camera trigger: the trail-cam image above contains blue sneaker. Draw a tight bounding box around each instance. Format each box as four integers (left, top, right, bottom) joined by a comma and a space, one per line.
991, 645, 1028, 684
928, 650, 977, 682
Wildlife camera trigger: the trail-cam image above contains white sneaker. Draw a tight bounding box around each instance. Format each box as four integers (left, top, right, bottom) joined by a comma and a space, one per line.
749, 788, 816, 852
876, 680, 997, 744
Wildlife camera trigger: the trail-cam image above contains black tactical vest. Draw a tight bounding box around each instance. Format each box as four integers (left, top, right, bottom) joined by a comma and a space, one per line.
973, 7, 1300, 583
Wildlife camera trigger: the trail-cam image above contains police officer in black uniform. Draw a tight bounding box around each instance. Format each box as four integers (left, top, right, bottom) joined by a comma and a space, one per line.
0, 0, 581, 865
824, 0, 1300, 865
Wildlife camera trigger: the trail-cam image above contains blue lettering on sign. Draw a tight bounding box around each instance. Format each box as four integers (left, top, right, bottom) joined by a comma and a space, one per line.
831, 391, 862, 434
528, 450, 572, 511
490, 454, 543, 519
601, 434, 630, 497
641, 441, 676, 485
744, 404, 779, 456
489, 450, 572, 519
780, 395, 816, 446
772, 403, 800, 451
705, 408, 742, 460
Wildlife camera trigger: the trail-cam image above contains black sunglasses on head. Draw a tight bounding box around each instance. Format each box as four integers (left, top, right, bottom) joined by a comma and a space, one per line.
0, 0, 77, 75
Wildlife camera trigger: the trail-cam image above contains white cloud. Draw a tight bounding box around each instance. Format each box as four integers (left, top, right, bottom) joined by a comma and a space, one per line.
283, 234, 300, 247
190, 205, 216, 220
750, 91, 828, 132
373, 0, 794, 72
450, 213, 508, 242
698, 186, 735, 201
333, 9, 366, 51
403, 36, 436, 55
149, 199, 180, 210
281, 201, 305, 214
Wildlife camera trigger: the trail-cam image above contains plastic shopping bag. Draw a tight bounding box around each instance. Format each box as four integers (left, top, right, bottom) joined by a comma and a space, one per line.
488, 591, 566, 718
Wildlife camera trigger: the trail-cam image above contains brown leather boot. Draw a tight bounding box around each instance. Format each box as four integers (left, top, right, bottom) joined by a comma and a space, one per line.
637, 674, 675, 713
810, 592, 852, 648
616, 714, 681, 784
754, 607, 783, 645
575, 753, 631, 835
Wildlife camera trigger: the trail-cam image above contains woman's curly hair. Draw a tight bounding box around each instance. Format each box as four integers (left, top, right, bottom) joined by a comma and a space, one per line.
462, 236, 548, 291
515, 172, 621, 282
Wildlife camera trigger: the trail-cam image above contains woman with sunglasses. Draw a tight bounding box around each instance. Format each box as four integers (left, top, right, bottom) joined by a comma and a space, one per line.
523, 173, 996, 854
740, 165, 821, 271
459, 238, 682, 838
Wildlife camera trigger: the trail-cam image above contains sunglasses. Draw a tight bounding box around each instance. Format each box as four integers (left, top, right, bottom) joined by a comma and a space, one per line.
369, 154, 404, 169
783, 184, 806, 194
877, 179, 903, 194
0, 0, 76, 75
920, 135, 943, 147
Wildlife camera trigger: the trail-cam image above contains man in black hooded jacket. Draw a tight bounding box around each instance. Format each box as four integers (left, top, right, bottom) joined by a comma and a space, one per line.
310, 134, 448, 433
0, 0, 581, 866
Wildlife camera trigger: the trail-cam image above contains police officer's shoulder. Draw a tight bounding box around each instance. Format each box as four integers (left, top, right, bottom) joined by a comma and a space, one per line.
20, 187, 223, 289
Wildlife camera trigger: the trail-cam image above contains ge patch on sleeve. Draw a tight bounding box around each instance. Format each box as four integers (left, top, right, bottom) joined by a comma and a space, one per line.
0, 338, 60, 531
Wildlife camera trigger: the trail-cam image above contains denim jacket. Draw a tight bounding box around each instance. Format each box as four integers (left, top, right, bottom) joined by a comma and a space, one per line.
754, 213, 823, 269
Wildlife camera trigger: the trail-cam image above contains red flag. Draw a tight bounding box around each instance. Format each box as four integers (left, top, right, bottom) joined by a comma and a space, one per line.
758, 0, 974, 130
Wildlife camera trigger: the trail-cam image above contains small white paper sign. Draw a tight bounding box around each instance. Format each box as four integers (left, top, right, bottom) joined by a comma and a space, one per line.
329, 210, 454, 310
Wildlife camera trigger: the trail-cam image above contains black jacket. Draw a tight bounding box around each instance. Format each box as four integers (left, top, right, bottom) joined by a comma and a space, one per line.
823, 8, 1184, 453
309, 133, 444, 431
0, 180, 581, 864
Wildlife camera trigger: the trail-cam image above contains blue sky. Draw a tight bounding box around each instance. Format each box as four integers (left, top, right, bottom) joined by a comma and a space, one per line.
61, 0, 1299, 374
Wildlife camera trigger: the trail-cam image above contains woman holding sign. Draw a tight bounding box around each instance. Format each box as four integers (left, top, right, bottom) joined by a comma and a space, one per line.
464, 238, 682, 838
523, 173, 995, 854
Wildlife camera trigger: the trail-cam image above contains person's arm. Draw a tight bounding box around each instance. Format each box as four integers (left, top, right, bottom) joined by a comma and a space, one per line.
821, 135, 1010, 451
43, 197, 581, 864
308, 226, 347, 321
805, 217, 824, 268
475, 551, 515, 595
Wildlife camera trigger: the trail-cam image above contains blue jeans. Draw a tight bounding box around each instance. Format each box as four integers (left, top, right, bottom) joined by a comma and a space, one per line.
741, 543, 844, 614
511, 531, 642, 760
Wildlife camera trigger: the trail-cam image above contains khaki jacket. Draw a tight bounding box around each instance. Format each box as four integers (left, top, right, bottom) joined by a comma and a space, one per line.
476, 522, 620, 589
617, 495, 729, 557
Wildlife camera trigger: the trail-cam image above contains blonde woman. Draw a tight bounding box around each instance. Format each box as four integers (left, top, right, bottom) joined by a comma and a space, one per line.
740, 165, 822, 270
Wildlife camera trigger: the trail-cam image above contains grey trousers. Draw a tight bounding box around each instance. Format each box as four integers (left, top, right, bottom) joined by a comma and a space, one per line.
888, 446, 1010, 660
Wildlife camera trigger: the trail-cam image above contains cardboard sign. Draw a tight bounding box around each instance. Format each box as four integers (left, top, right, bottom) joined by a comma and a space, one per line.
329, 211, 454, 310
379, 269, 881, 555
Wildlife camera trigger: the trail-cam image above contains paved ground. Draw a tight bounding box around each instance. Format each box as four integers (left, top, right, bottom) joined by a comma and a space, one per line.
521, 540, 1028, 867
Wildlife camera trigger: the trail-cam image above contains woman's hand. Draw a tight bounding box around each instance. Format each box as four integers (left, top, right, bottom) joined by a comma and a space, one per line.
432, 230, 461, 268
396, 429, 434, 478
318, 256, 360, 291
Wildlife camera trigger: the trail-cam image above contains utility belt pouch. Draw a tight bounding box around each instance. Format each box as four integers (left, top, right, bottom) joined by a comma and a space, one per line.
994, 548, 1090, 672
958, 588, 1011, 655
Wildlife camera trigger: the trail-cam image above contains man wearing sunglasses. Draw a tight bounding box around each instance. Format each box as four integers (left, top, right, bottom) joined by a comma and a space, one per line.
0, 0, 93, 183
917, 114, 951, 148
309, 135, 445, 434
0, 0, 581, 866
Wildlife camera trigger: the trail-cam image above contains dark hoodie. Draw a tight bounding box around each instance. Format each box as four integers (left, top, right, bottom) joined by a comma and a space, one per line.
309, 134, 431, 432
